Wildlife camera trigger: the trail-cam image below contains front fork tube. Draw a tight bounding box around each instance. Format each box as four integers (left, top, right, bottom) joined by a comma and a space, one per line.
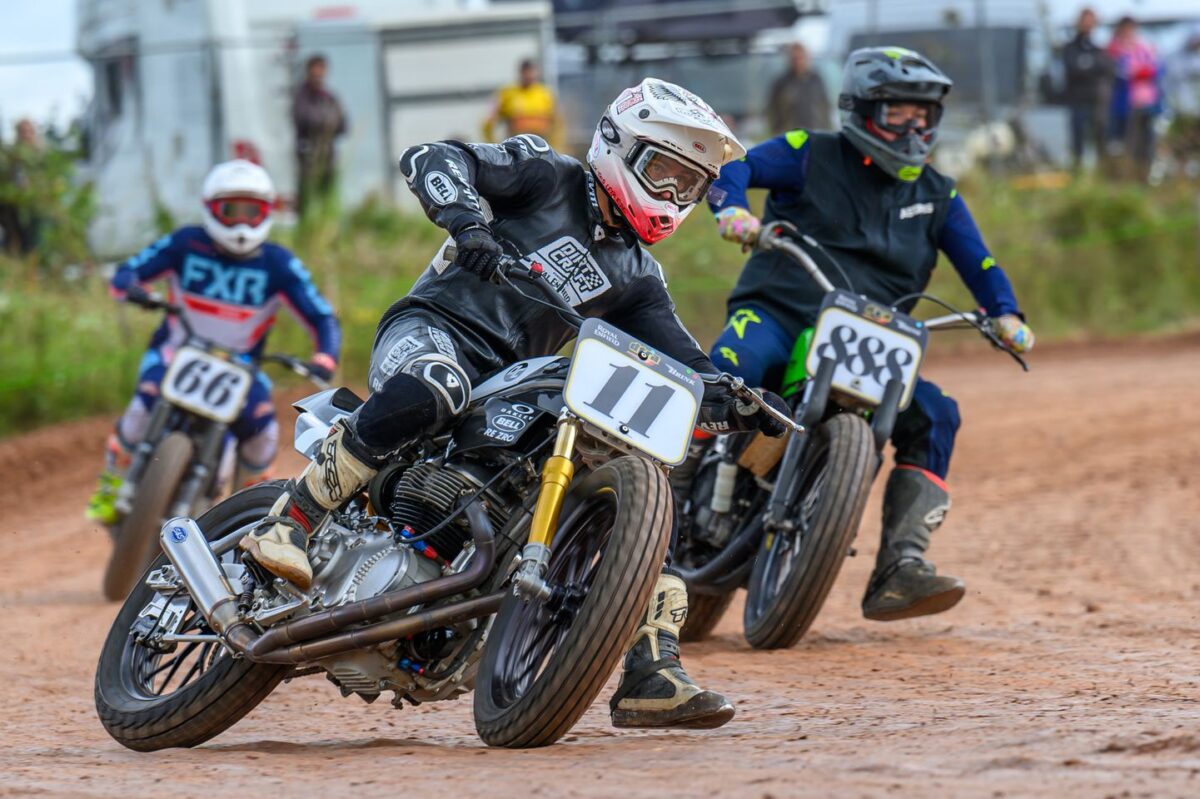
763, 357, 835, 532
169, 422, 225, 518
513, 416, 579, 601
114, 400, 176, 516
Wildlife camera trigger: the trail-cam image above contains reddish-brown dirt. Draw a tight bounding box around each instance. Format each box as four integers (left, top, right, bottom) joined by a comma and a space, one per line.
2, 337, 1198, 798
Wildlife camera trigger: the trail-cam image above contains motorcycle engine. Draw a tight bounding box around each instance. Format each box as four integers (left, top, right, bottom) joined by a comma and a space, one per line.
385, 461, 510, 560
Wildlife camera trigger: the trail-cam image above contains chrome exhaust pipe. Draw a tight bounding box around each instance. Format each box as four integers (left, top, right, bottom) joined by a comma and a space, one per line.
160, 517, 243, 637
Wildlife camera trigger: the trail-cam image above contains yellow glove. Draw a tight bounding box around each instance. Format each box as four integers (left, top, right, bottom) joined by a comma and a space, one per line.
715, 207, 761, 247
993, 314, 1034, 353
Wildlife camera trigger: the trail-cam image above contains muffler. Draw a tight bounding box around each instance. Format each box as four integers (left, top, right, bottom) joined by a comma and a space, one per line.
159, 517, 245, 639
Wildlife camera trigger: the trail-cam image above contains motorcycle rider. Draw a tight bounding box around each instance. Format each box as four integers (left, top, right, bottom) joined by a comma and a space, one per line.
708, 48, 1035, 621
87, 160, 341, 525
240, 79, 789, 729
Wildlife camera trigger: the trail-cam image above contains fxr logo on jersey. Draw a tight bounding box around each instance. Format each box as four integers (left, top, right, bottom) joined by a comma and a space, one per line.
180, 254, 268, 305
525, 236, 613, 307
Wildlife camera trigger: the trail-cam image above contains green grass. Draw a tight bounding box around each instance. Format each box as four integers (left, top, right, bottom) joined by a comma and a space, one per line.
2, 176, 1198, 437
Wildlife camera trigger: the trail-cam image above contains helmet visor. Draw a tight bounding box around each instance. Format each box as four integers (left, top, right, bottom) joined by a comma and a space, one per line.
207, 197, 270, 227
628, 144, 712, 207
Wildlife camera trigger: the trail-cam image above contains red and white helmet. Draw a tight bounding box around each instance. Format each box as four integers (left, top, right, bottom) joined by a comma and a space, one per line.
201, 159, 276, 257
587, 78, 744, 244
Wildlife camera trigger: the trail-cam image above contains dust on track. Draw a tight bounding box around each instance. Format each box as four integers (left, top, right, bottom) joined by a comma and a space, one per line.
2, 337, 1198, 798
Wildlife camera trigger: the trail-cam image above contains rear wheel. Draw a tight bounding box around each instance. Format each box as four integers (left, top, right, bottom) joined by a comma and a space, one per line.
103, 432, 194, 601
94, 483, 290, 751
743, 413, 875, 650
473, 456, 671, 748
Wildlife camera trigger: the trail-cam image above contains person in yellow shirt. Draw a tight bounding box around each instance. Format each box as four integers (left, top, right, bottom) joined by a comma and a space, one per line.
483, 59, 562, 148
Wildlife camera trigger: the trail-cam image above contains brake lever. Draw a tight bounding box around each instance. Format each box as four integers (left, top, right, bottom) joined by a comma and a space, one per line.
703, 373, 804, 436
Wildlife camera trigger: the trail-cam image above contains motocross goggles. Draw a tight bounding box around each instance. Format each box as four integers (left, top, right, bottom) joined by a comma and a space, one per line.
846, 97, 944, 137
625, 143, 712, 207
206, 197, 271, 227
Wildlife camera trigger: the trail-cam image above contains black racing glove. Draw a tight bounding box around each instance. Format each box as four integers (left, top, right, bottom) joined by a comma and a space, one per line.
123, 284, 154, 307
453, 224, 505, 281
697, 385, 791, 438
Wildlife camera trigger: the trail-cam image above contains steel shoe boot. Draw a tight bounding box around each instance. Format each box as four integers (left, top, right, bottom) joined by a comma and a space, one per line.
862, 466, 964, 621
240, 421, 379, 590
610, 573, 735, 729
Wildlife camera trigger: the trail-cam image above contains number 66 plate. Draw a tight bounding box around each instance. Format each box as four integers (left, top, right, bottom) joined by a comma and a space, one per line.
160, 346, 253, 424
564, 318, 704, 466
806, 290, 929, 410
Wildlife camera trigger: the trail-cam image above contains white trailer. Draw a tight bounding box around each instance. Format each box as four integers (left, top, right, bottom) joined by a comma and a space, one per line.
77, 0, 551, 257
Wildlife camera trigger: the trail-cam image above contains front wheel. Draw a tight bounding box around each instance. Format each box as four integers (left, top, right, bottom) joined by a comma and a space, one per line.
94, 483, 290, 751
743, 413, 875, 650
103, 432, 194, 601
473, 456, 672, 748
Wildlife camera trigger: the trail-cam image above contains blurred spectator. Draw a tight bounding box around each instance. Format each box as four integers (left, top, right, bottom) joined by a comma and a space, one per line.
1164, 24, 1200, 174
1106, 16, 1162, 177
292, 54, 347, 216
483, 59, 561, 147
766, 43, 832, 134
1061, 7, 1113, 170
0, 118, 45, 254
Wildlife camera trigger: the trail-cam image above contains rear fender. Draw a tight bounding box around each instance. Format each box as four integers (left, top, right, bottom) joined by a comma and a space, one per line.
292, 387, 364, 460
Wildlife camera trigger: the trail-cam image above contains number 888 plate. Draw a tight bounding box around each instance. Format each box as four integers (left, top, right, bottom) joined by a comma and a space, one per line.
804, 290, 929, 410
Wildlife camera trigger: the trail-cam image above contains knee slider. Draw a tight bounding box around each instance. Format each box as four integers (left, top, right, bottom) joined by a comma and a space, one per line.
353, 355, 471, 452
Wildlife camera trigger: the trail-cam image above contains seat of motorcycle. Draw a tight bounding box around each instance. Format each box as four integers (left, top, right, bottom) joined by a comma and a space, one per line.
330, 386, 364, 412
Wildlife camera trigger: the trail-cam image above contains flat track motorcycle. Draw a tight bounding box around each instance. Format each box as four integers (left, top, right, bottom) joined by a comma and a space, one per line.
100, 293, 328, 601
93, 257, 796, 749
675, 222, 1027, 648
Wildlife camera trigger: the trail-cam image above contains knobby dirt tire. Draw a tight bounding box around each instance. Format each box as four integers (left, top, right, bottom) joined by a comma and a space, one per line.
743, 413, 875, 650
473, 456, 671, 748
679, 590, 736, 643
95, 483, 290, 751
102, 432, 194, 601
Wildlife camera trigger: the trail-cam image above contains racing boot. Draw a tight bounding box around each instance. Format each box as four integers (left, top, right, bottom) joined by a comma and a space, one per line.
87, 434, 133, 526
240, 421, 380, 590
862, 466, 964, 621
610, 573, 735, 729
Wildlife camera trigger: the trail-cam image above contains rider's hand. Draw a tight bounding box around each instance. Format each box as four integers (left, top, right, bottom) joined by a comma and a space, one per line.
737, 390, 791, 438
715, 207, 761, 249
122, 284, 152, 307
698, 385, 790, 438
992, 314, 1035, 353
306, 353, 337, 381
453, 224, 505, 281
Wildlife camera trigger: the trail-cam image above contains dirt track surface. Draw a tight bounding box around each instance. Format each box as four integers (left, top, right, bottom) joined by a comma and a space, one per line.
2, 337, 1199, 798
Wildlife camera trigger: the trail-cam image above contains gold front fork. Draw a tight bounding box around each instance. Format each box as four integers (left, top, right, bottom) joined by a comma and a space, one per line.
514, 416, 579, 600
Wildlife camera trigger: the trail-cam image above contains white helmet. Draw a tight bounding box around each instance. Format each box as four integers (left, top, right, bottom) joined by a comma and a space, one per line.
587, 78, 745, 244
201, 159, 276, 257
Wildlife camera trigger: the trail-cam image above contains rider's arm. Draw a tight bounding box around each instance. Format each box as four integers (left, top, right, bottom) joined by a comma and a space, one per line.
937, 192, 1021, 318
110, 233, 180, 296
707, 130, 812, 213
277, 254, 341, 361
605, 273, 717, 374
398, 135, 556, 237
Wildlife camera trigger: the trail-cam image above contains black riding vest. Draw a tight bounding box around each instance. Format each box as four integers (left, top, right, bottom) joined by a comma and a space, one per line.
728, 131, 956, 339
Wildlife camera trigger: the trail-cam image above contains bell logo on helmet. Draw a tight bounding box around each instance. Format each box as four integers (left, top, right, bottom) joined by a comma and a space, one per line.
692, 141, 707, 153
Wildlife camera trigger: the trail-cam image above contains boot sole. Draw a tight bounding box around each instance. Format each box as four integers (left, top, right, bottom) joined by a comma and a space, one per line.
240, 537, 313, 591
863, 584, 965, 622
611, 698, 736, 730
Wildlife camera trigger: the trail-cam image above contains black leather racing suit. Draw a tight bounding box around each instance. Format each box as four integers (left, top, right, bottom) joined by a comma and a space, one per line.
378, 134, 718, 383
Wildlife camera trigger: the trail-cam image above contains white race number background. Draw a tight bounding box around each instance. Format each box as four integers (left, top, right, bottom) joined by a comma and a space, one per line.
564, 337, 700, 465
805, 308, 924, 408
160, 347, 253, 424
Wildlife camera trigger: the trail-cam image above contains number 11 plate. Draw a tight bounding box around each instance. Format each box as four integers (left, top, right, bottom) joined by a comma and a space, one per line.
564, 318, 704, 466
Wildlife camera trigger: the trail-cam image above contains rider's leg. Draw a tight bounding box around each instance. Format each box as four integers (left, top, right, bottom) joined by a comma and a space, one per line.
87, 354, 164, 524
230, 373, 278, 489
610, 539, 736, 729
610, 307, 795, 728
862, 378, 964, 621
241, 319, 472, 589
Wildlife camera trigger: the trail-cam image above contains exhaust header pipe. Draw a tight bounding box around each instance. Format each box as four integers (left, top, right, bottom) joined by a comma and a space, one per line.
160, 517, 244, 637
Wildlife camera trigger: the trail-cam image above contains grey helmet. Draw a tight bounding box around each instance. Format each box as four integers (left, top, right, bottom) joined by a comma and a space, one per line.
838, 47, 953, 182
